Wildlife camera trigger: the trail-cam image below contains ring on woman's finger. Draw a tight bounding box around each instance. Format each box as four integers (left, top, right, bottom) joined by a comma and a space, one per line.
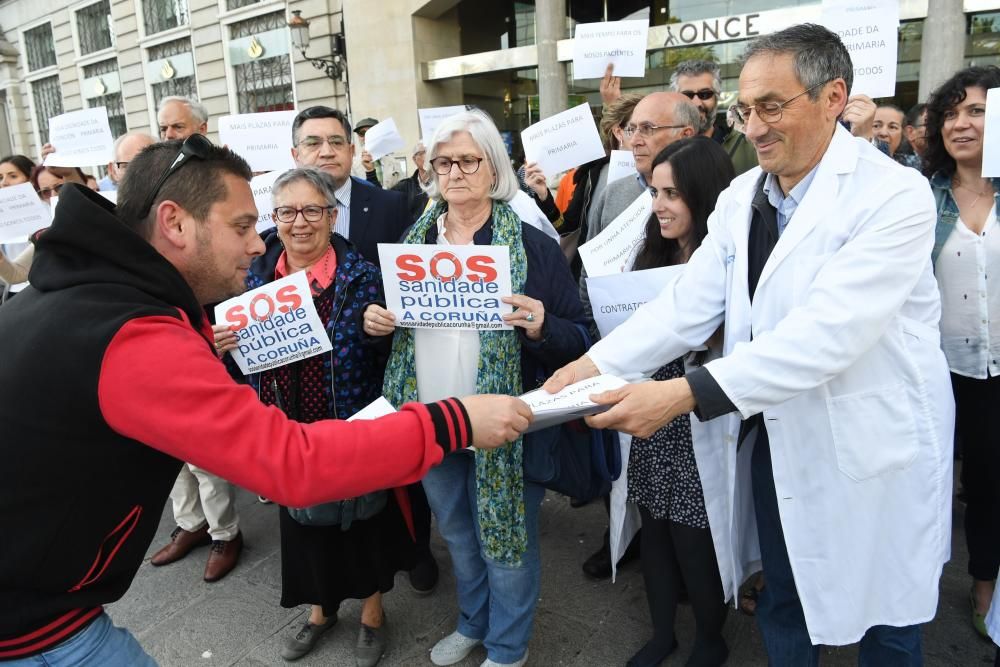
524, 312, 535, 323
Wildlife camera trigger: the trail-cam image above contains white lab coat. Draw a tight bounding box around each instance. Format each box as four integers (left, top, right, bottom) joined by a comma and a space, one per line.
588, 125, 954, 646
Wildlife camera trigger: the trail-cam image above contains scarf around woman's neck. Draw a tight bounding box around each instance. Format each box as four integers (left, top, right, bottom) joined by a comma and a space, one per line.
383, 198, 528, 565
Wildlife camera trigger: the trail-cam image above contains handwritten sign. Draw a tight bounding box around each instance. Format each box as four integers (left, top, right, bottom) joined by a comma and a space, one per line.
521, 103, 605, 176
572, 20, 649, 79
250, 170, 285, 233
606, 150, 638, 184
363, 118, 406, 161
43, 108, 114, 167
578, 190, 652, 277
587, 266, 683, 338
0, 183, 51, 243
821, 0, 898, 98
520, 374, 629, 432
218, 111, 297, 173
418, 105, 468, 144
378, 243, 513, 330
983, 87, 1000, 178
215, 271, 333, 375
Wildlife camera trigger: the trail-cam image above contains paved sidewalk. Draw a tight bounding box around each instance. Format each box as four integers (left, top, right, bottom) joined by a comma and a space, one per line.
110, 484, 995, 666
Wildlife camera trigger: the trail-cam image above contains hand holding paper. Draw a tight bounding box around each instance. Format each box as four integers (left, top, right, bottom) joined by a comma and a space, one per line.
521, 373, 628, 432
586, 377, 696, 439
543, 354, 602, 394
462, 394, 534, 448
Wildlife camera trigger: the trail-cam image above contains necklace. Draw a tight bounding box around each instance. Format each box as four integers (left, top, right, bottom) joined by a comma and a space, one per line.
952, 176, 993, 209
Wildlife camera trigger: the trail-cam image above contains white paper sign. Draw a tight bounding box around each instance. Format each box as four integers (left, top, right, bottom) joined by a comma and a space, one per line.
98, 190, 117, 205
572, 20, 649, 79
0, 183, 52, 243
821, 0, 898, 98
218, 111, 297, 173
43, 107, 114, 167
363, 118, 406, 161
578, 190, 653, 277
214, 271, 333, 375
250, 170, 285, 233
378, 243, 513, 330
347, 396, 396, 421
587, 266, 684, 338
983, 87, 1000, 178
606, 150, 638, 184
521, 103, 605, 176
521, 374, 629, 432
418, 105, 468, 144
506, 190, 560, 242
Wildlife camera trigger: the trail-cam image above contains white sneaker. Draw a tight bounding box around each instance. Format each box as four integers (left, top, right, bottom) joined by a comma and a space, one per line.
480, 649, 528, 667
430, 631, 482, 666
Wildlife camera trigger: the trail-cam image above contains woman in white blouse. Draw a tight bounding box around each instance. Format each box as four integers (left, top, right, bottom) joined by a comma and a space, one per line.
924, 65, 1000, 639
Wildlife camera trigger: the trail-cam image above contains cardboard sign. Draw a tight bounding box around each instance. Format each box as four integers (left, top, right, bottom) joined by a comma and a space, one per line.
43, 107, 115, 167
215, 271, 333, 375
218, 111, 297, 173
577, 190, 652, 277
363, 118, 406, 161
572, 20, 649, 79
821, 0, 898, 98
587, 266, 684, 338
378, 243, 514, 330
521, 103, 605, 176
520, 374, 629, 432
250, 169, 285, 233
0, 183, 51, 243
983, 87, 1000, 178
606, 150, 638, 184
418, 105, 468, 144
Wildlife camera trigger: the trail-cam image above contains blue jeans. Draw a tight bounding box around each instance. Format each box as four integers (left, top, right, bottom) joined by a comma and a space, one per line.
422, 451, 544, 664
750, 427, 923, 666
5, 612, 156, 666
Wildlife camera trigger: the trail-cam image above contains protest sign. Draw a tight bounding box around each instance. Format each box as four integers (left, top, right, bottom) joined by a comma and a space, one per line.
521, 103, 605, 176
606, 150, 638, 184
43, 108, 114, 168
577, 190, 652, 277
572, 20, 649, 79
520, 374, 629, 432
587, 265, 684, 338
821, 0, 898, 98
418, 105, 468, 144
363, 118, 406, 161
215, 271, 333, 375
218, 111, 297, 173
98, 190, 117, 205
506, 190, 560, 242
378, 243, 513, 330
250, 170, 285, 232
0, 183, 51, 243
347, 396, 396, 421
983, 87, 1000, 178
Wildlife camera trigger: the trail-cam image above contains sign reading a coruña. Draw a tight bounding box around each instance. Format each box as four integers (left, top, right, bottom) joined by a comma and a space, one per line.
378, 244, 514, 331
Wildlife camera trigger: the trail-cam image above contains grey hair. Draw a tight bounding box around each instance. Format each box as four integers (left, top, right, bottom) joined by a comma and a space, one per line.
671, 97, 704, 132
112, 131, 154, 159
669, 60, 721, 94
422, 109, 519, 202
157, 95, 209, 125
741, 23, 854, 99
271, 167, 340, 209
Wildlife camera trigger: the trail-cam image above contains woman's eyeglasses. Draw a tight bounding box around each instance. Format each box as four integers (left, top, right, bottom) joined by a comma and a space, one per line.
37, 182, 64, 199
139, 134, 213, 218
429, 156, 484, 175
272, 205, 333, 223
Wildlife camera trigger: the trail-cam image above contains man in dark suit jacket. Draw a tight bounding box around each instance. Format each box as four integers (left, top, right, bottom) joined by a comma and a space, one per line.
290, 106, 409, 267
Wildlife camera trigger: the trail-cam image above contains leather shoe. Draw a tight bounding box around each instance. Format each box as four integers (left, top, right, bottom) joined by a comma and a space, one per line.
355, 614, 388, 667
203, 532, 243, 582
282, 618, 335, 661
409, 552, 439, 596
150, 525, 210, 566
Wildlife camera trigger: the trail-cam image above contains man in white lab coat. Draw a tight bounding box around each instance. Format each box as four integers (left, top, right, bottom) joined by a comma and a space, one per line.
547, 24, 954, 665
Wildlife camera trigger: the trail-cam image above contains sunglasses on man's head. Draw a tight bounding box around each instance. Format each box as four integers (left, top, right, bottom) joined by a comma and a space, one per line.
139, 134, 213, 218
681, 89, 716, 101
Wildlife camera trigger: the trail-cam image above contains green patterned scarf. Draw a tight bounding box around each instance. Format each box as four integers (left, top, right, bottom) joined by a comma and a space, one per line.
383, 198, 528, 565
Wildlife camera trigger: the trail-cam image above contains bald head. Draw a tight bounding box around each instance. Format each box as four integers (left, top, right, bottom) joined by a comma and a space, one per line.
628, 92, 700, 179
110, 132, 156, 184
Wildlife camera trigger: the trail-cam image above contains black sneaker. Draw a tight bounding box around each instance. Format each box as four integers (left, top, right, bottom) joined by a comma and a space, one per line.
281, 619, 335, 661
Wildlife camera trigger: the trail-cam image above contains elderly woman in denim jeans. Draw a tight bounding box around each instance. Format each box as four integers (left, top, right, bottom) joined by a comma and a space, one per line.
924, 64, 1000, 639
365, 109, 591, 667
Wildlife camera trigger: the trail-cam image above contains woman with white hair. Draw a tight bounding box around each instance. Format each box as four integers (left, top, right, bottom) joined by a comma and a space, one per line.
365, 110, 592, 667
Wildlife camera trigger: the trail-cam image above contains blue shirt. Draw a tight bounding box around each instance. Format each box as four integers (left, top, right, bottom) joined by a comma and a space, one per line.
763, 164, 820, 236
333, 177, 352, 239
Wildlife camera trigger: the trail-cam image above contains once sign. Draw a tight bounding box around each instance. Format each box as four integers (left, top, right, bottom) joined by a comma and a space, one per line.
662, 13, 761, 48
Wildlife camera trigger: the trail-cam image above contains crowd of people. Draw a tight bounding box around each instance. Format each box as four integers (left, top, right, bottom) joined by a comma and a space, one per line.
0, 19, 997, 667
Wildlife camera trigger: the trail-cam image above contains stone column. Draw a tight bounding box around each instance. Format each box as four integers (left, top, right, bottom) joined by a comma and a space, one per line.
918, 0, 966, 100
536, 0, 567, 120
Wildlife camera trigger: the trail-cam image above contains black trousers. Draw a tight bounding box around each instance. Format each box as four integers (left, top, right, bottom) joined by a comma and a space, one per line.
408, 482, 433, 558
952, 373, 1000, 581
637, 506, 727, 664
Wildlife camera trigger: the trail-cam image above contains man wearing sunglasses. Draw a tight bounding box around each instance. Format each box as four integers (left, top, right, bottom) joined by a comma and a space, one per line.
0, 137, 533, 665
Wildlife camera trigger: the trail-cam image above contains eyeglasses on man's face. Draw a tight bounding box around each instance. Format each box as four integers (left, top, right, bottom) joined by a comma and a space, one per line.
681, 89, 716, 101
272, 205, 333, 223
296, 135, 350, 152
731, 80, 831, 127
139, 133, 213, 218
430, 156, 484, 175
622, 123, 687, 139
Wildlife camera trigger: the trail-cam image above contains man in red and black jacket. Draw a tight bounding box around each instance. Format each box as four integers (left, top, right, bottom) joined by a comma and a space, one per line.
0, 138, 532, 664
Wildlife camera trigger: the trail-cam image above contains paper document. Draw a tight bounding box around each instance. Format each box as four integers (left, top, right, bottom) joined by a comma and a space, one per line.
363, 118, 406, 161
577, 190, 652, 277
521, 374, 629, 433
606, 150, 637, 185
983, 88, 1000, 178
572, 20, 649, 79
43, 107, 115, 167
218, 111, 297, 173
250, 170, 285, 232
520, 103, 605, 176
0, 183, 51, 244
820, 0, 898, 98
587, 265, 684, 338
418, 105, 468, 144
347, 397, 397, 421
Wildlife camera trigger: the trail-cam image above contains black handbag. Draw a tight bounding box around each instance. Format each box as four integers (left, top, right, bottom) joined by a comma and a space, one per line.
287, 491, 388, 530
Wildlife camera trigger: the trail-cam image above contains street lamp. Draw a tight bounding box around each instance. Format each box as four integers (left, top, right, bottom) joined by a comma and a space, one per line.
287, 10, 347, 81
